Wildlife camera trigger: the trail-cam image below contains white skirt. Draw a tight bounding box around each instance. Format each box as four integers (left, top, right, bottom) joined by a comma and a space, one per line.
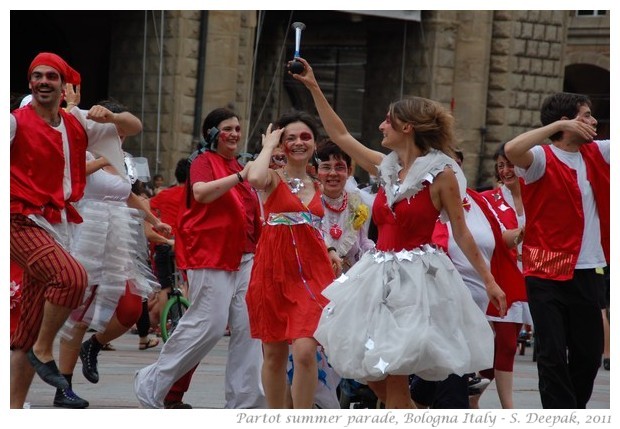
314, 246, 494, 382
60, 200, 159, 338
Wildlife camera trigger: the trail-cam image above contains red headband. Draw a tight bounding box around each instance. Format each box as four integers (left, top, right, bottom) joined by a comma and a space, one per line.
28, 52, 81, 85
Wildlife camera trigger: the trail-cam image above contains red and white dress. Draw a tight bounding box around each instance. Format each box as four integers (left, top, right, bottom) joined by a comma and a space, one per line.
314, 150, 494, 382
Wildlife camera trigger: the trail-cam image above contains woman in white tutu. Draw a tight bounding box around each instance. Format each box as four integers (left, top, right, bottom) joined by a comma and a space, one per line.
54, 99, 171, 408
291, 57, 507, 408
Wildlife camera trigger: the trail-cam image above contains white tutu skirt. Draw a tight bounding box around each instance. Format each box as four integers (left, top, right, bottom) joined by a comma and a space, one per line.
60, 200, 159, 339
314, 246, 494, 382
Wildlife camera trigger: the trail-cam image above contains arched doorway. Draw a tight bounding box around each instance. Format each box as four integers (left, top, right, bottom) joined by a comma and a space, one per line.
563, 64, 610, 139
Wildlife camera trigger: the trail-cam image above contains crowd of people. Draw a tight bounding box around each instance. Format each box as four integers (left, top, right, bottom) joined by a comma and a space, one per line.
10, 52, 609, 410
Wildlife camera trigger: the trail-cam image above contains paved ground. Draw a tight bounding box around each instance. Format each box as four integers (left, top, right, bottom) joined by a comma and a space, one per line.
18, 331, 609, 411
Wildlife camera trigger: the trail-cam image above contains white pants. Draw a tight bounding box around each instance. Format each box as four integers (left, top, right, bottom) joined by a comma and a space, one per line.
134, 255, 266, 408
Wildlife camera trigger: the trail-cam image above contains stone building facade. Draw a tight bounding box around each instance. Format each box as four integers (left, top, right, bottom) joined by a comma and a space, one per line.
10, 10, 609, 188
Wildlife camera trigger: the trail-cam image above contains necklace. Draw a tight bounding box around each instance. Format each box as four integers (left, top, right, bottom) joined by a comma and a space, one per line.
46, 115, 61, 127
322, 192, 348, 213
322, 192, 348, 239
282, 168, 306, 194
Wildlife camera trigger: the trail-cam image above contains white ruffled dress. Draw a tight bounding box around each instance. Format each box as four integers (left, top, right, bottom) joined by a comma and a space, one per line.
314, 150, 494, 382
60, 156, 158, 338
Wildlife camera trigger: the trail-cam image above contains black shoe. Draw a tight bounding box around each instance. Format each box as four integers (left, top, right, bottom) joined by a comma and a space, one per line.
54, 388, 89, 409
26, 349, 70, 390
80, 336, 102, 384
164, 401, 193, 409
604, 358, 610, 371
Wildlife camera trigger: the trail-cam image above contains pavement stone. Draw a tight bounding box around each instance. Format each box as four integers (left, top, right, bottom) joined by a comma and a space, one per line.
17, 331, 610, 410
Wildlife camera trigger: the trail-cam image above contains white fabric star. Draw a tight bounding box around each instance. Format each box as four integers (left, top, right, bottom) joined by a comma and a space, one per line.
365, 338, 375, 350
395, 249, 413, 261
373, 357, 389, 374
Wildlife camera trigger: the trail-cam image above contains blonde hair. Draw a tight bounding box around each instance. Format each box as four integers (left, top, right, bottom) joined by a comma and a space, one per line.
388, 97, 456, 157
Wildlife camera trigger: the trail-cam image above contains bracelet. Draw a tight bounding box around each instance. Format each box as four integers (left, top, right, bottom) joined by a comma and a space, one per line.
236, 172, 244, 183
327, 247, 337, 253
513, 231, 522, 246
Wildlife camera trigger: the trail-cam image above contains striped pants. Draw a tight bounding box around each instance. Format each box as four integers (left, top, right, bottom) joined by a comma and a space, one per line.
10, 214, 87, 351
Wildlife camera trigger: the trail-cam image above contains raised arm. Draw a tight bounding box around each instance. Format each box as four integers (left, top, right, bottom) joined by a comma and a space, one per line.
436, 169, 507, 316
246, 123, 284, 192
505, 119, 596, 169
291, 57, 384, 176
86, 105, 143, 137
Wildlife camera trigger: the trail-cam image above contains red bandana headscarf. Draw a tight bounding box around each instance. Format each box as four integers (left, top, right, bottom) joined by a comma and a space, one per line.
28, 52, 81, 85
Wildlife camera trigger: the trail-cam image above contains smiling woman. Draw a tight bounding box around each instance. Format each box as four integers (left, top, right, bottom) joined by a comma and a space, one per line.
245, 110, 341, 409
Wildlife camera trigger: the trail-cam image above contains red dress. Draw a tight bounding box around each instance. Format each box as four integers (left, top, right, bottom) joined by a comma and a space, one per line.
247, 179, 334, 342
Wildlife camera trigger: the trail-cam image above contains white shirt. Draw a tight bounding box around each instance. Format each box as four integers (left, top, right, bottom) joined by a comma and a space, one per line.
515, 141, 609, 268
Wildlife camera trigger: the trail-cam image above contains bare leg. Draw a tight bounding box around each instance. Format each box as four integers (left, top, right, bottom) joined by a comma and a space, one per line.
10, 349, 36, 408
384, 375, 416, 409
31, 301, 72, 363
95, 314, 132, 344
290, 338, 318, 409
367, 379, 387, 405
495, 369, 514, 408
262, 341, 289, 408
59, 322, 89, 375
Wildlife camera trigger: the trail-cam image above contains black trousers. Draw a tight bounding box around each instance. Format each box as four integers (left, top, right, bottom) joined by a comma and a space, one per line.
154, 244, 176, 289
526, 269, 604, 408
409, 374, 469, 409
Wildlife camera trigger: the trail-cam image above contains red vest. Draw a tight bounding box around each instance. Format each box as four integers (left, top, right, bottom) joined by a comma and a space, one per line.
11, 105, 88, 223
521, 143, 609, 280
176, 152, 261, 271
480, 185, 520, 261
467, 190, 527, 316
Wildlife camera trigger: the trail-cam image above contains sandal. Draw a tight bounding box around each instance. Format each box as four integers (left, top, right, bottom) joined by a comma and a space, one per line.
139, 337, 160, 350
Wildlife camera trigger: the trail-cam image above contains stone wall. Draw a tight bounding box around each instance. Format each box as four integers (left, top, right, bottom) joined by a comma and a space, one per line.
108, 11, 256, 184
104, 10, 605, 188
481, 11, 569, 187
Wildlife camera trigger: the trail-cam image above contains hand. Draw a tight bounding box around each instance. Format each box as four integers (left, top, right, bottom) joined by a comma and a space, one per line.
486, 280, 507, 317
261, 123, 284, 150
86, 105, 116, 123
328, 249, 343, 278
240, 160, 254, 180
153, 221, 172, 237
288, 57, 319, 90
64, 84, 80, 108
559, 118, 597, 141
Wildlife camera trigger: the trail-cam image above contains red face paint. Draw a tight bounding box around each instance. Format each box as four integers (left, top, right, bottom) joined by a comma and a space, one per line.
284, 131, 313, 144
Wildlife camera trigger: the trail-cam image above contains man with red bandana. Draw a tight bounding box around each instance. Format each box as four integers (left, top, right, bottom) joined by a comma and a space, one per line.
505, 92, 609, 409
10, 52, 142, 408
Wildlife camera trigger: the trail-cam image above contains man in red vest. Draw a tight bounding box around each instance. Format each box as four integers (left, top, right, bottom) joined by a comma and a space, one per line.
10, 52, 142, 408
505, 92, 609, 408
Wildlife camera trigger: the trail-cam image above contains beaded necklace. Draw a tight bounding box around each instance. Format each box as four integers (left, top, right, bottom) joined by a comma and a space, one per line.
322, 192, 348, 213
